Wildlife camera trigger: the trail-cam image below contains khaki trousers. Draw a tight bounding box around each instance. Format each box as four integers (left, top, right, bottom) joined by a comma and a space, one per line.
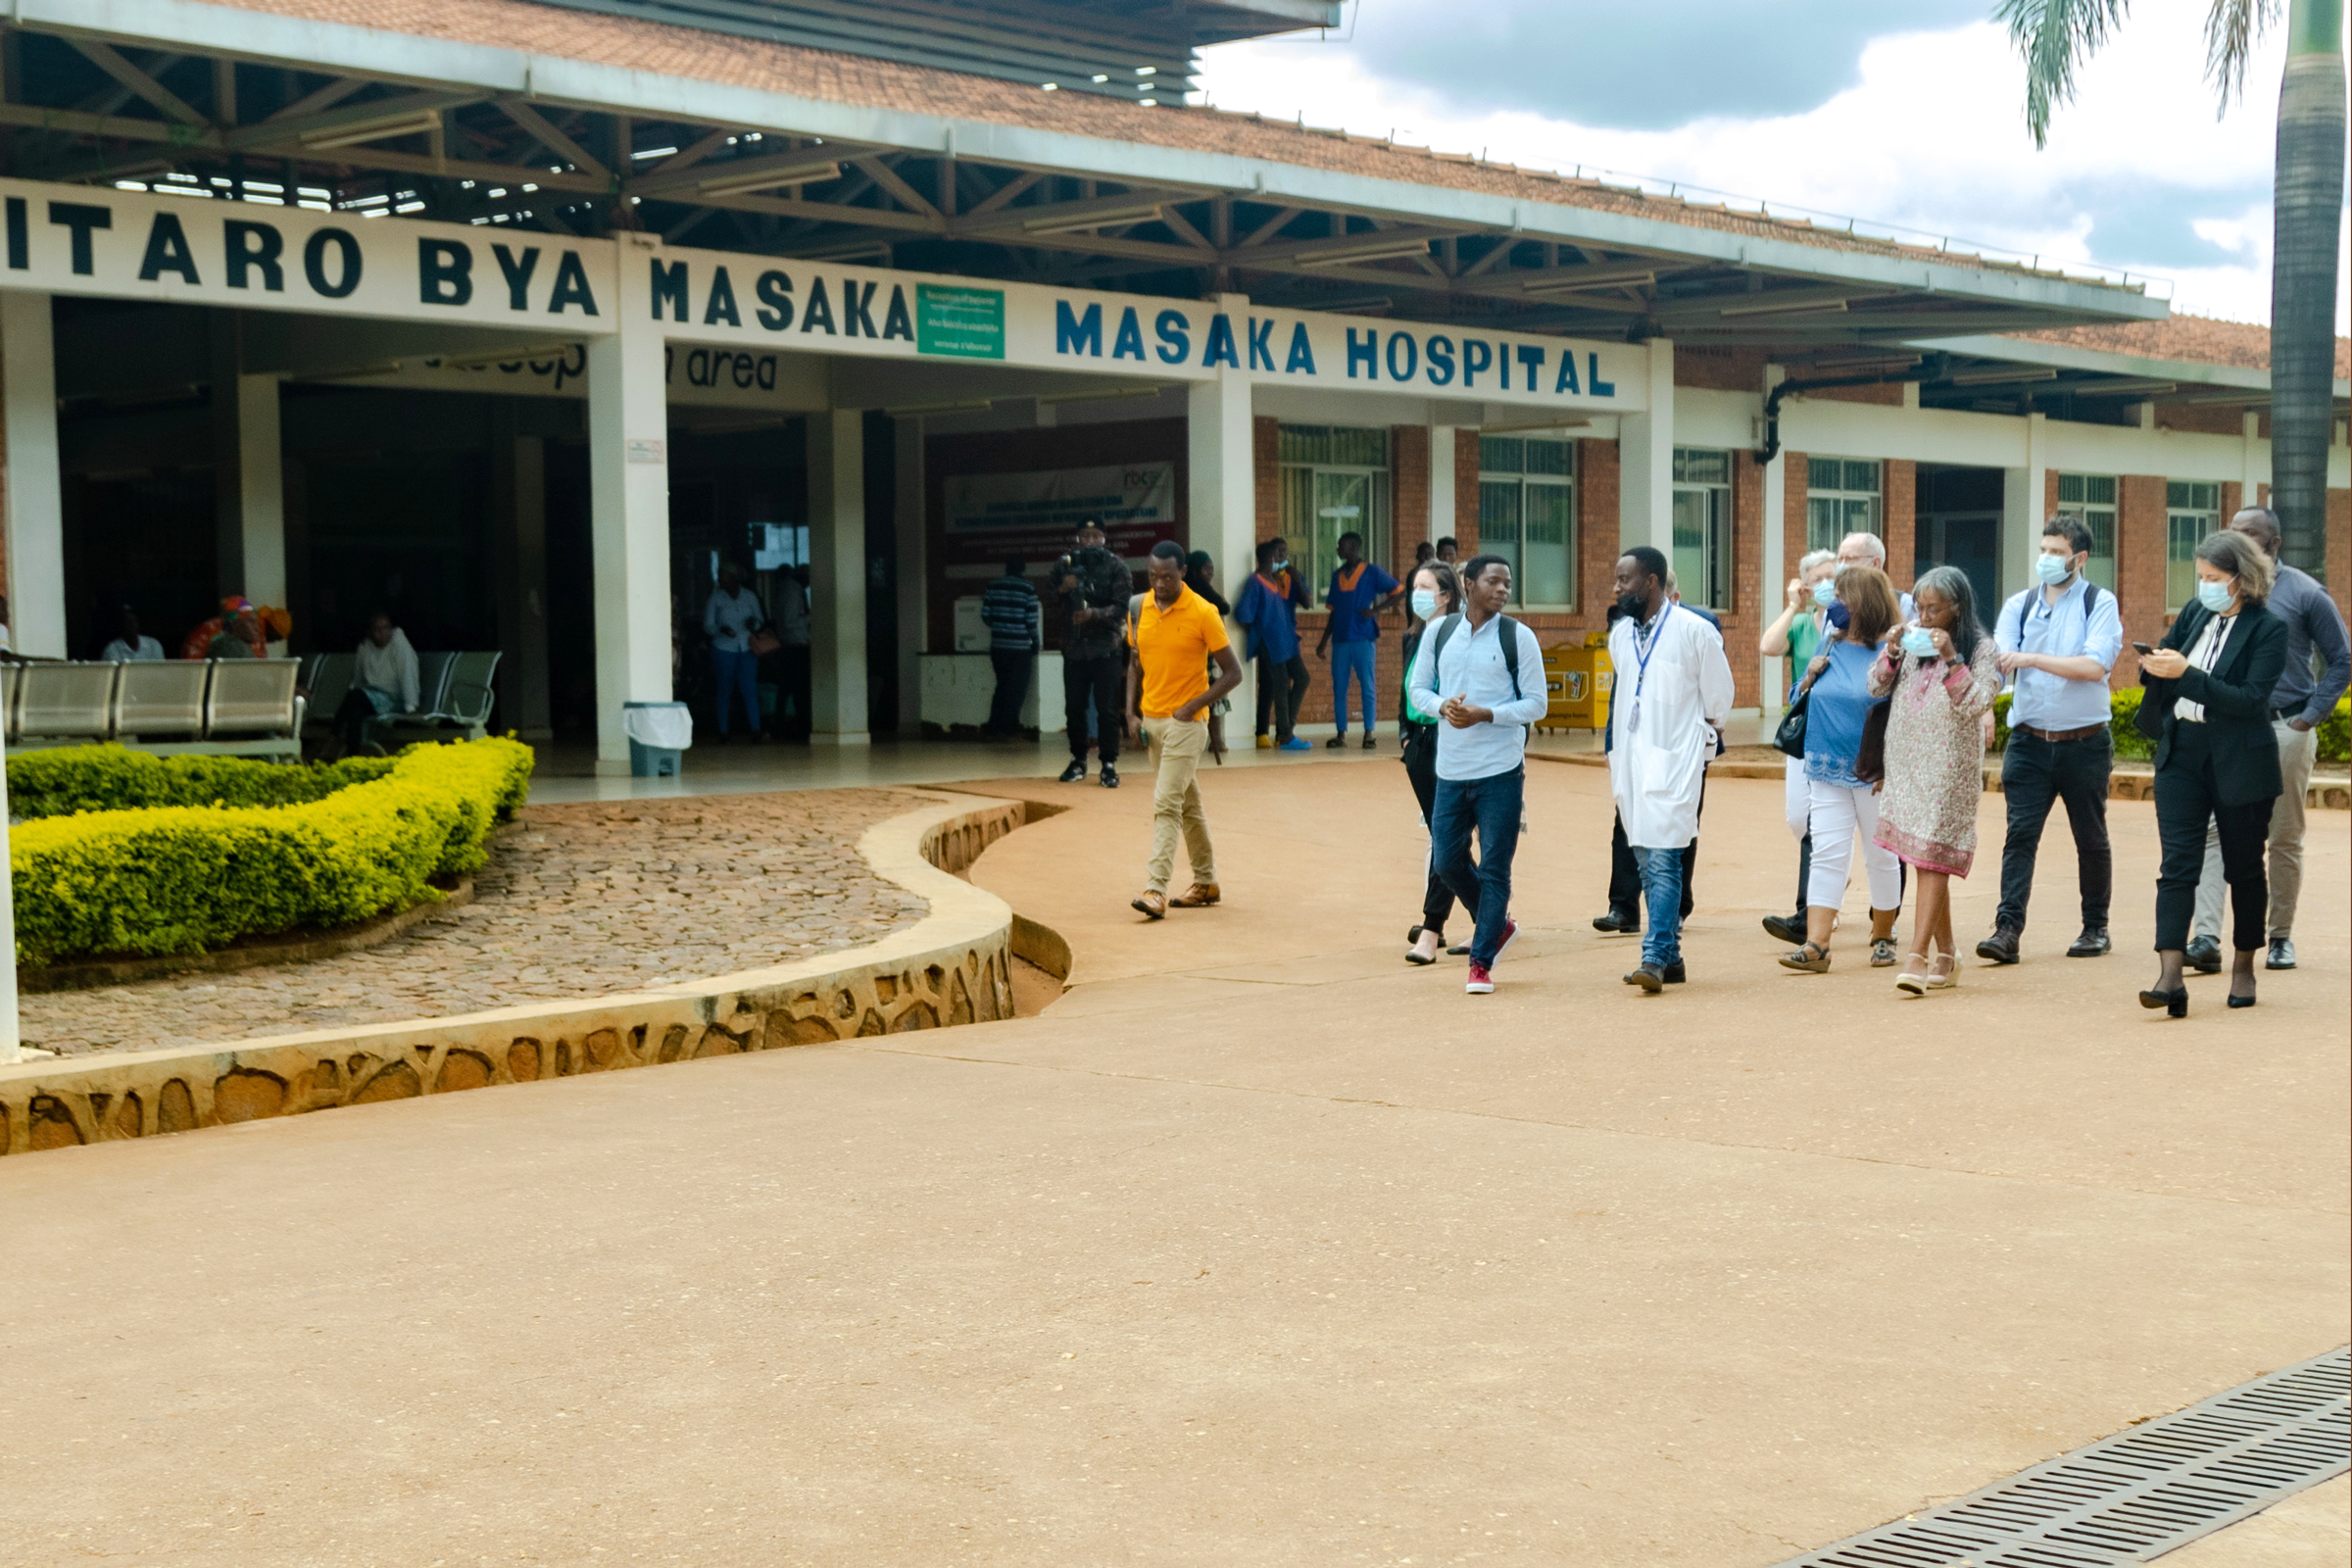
1142, 714, 1216, 894
2192, 718, 2315, 942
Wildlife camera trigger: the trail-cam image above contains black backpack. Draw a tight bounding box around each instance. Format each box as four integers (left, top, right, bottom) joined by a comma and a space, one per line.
1427, 612, 1526, 722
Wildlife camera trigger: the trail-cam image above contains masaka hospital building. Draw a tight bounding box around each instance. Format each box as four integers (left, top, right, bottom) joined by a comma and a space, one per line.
1, 0, 2346, 764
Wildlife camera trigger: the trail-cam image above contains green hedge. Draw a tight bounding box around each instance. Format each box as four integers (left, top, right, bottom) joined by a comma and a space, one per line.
6, 746, 397, 820
1992, 689, 2348, 764
11, 738, 533, 964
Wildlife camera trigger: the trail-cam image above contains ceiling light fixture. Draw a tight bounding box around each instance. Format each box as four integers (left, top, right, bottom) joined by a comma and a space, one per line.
1021, 202, 1162, 235
1716, 294, 1847, 318
298, 109, 441, 150
1293, 236, 1435, 267
696, 159, 841, 197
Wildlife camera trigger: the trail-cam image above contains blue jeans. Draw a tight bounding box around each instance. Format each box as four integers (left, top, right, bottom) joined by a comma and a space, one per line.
1430, 766, 1523, 967
1632, 846, 1687, 967
711, 647, 760, 734
1331, 639, 1377, 734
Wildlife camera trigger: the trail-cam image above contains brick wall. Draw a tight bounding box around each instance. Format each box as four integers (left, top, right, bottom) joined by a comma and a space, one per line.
1252, 416, 1280, 547
1884, 460, 1917, 589
2114, 473, 2167, 682
1724, 451, 1764, 707
1783, 450, 1811, 567
1810, 382, 1906, 407
2330, 486, 2350, 622
1675, 346, 1770, 392
1452, 428, 1481, 555
2044, 468, 2060, 519
1393, 424, 1430, 564
1576, 437, 1620, 634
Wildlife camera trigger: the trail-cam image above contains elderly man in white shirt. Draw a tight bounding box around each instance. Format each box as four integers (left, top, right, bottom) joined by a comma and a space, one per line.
1406, 553, 1548, 995
1607, 546, 1735, 993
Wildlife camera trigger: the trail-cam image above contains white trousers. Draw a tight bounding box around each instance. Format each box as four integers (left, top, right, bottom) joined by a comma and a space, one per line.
1783, 755, 1810, 839
1806, 778, 1903, 912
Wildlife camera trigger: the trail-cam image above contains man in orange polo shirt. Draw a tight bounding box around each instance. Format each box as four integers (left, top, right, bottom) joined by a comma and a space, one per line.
1125, 540, 1244, 919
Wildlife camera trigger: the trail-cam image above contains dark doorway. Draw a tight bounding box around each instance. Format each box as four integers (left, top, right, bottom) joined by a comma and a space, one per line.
1916, 464, 2005, 622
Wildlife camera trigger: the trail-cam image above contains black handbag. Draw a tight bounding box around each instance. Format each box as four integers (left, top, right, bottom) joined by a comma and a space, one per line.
1772, 682, 1813, 759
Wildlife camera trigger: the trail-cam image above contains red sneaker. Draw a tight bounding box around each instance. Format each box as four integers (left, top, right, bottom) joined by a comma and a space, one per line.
1464, 963, 1494, 995
1494, 918, 1521, 962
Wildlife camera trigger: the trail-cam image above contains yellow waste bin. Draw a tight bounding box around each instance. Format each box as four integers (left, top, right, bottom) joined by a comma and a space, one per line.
1541, 633, 1614, 731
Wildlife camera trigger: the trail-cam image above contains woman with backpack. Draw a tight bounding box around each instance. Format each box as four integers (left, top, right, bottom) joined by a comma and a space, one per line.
1400, 560, 1463, 965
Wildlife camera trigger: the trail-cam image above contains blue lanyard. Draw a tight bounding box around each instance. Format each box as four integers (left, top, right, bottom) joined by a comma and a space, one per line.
1627, 605, 1672, 734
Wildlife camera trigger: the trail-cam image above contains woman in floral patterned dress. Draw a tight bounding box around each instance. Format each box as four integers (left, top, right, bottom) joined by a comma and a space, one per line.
1871, 565, 2002, 994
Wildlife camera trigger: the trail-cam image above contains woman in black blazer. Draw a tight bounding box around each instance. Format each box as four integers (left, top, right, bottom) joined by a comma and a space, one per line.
2134, 529, 2287, 1015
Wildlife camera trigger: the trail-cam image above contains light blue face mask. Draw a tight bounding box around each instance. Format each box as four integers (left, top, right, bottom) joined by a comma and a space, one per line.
2034, 552, 2072, 586
1811, 577, 1837, 608
2196, 579, 2234, 613
1901, 626, 1937, 659
1410, 588, 1440, 620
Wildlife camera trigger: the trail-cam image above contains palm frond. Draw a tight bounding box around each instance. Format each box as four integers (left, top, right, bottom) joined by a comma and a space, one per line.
1996, 0, 2133, 146
2202, 0, 2278, 115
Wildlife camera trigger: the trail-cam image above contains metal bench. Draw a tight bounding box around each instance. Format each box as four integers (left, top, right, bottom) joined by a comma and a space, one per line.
301, 653, 354, 743
7, 660, 304, 760
115, 660, 211, 741
368, 650, 502, 749
15, 662, 121, 750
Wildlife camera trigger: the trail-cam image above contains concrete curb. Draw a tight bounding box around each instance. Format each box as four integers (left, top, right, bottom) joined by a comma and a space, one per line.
0, 790, 1029, 1157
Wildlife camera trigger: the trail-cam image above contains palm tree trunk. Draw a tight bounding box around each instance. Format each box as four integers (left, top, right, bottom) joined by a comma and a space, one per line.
2268, 0, 2346, 573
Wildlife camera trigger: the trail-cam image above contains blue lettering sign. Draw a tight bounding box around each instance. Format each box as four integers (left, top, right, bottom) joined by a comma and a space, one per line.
546, 250, 598, 316
1385, 332, 1417, 382
1347, 326, 1378, 380
492, 243, 538, 311
1461, 338, 1493, 388
704, 265, 741, 327
1517, 344, 1546, 390
1553, 351, 1581, 395
842, 280, 878, 337
1112, 306, 1145, 360
1284, 321, 1316, 374
648, 257, 688, 320
800, 275, 836, 334
1588, 352, 1615, 397
755, 270, 794, 330
224, 220, 284, 292
1202, 313, 1240, 368
1154, 309, 1190, 364
1426, 335, 1455, 385
137, 212, 200, 284
882, 283, 914, 341
1247, 317, 1276, 371
1056, 299, 1102, 357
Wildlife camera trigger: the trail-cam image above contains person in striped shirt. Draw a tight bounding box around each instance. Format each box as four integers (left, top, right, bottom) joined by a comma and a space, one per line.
981, 555, 1042, 737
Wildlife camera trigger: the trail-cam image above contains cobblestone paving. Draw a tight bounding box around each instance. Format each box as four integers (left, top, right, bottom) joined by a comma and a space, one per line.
25, 789, 933, 1057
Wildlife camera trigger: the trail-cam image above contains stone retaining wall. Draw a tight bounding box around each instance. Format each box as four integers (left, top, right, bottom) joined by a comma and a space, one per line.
0, 792, 1030, 1157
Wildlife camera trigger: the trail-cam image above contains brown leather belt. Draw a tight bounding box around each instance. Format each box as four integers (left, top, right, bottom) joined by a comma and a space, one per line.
2019, 723, 2104, 743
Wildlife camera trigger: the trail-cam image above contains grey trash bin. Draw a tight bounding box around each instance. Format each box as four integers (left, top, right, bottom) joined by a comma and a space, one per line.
621, 701, 692, 777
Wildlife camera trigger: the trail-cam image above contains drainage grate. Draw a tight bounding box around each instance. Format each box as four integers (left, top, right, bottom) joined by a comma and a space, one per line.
1774, 1347, 2350, 1567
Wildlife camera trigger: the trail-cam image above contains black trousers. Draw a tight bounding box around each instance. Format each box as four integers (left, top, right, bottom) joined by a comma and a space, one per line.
1995, 730, 2113, 933
775, 645, 811, 739
986, 649, 1033, 734
2154, 724, 2272, 953
1063, 653, 1123, 764
1401, 723, 1457, 933
1607, 778, 1702, 918
1255, 652, 1310, 740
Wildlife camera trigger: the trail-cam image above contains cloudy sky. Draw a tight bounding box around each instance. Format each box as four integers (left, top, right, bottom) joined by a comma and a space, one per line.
1196, 0, 2345, 330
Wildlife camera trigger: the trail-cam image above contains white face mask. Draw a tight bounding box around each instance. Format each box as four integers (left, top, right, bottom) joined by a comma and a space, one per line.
1410, 588, 1440, 620
2196, 579, 2233, 613
1811, 578, 1837, 608
2034, 552, 2072, 587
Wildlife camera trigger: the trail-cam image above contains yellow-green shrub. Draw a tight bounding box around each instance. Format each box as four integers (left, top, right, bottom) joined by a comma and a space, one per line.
11, 738, 534, 964
6, 745, 395, 819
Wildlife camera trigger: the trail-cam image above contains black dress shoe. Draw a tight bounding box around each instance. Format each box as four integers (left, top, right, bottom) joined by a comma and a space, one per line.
2227, 991, 2258, 1009
1592, 907, 1640, 933
1661, 960, 1687, 984
1624, 963, 1664, 993
2183, 935, 2224, 974
2266, 938, 2296, 970
1760, 912, 1806, 946
1975, 927, 2021, 964
2066, 928, 2111, 958
1058, 760, 1087, 783
2138, 987, 2189, 1018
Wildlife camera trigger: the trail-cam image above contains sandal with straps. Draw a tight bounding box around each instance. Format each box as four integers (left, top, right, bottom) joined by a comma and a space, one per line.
1779, 941, 1832, 974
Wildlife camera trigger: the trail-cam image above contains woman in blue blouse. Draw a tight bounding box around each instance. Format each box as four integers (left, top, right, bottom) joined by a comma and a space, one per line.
1781, 564, 1904, 973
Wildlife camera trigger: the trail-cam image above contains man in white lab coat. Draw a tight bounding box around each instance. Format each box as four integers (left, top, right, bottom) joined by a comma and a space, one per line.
1607, 546, 1735, 993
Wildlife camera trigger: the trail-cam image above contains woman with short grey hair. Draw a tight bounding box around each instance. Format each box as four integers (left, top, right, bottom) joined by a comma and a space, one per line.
2133, 529, 2287, 1016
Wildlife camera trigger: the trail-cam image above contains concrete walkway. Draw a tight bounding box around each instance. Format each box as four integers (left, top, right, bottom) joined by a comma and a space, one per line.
2, 760, 2342, 1566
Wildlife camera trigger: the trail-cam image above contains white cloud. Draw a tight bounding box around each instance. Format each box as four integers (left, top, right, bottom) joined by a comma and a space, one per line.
1198, 0, 2342, 329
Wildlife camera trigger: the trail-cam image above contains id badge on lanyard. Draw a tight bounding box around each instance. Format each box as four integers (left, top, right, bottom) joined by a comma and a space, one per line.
1628, 605, 1674, 737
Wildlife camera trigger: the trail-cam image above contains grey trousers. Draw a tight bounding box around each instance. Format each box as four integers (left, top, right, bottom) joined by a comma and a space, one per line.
2191, 718, 2315, 943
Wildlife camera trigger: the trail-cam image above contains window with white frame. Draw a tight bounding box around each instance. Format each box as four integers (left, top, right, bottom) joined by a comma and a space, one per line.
1806, 457, 1881, 552
2166, 481, 2220, 612
1476, 436, 1577, 608
2057, 472, 2118, 590
1278, 424, 1390, 599
1672, 447, 1733, 611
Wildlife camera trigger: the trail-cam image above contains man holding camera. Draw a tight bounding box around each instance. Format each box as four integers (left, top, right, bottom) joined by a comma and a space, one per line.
1056, 519, 1133, 788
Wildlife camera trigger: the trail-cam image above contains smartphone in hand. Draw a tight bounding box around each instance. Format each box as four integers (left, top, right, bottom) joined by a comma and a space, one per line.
2131, 641, 2154, 657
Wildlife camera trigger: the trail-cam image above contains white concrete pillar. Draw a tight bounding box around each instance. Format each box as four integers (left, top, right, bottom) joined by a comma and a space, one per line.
2242, 409, 2264, 500
893, 415, 925, 737
588, 232, 675, 773
1, 290, 64, 658
1759, 366, 1786, 714
1428, 422, 1456, 549
235, 373, 286, 609
1189, 296, 1255, 732
808, 408, 869, 744
2001, 412, 2049, 603
1617, 337, 1676, 559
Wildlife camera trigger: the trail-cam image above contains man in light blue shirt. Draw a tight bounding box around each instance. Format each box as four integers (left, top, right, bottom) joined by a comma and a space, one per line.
1407, 554, 1548, 995
1982, 514, 2124, 963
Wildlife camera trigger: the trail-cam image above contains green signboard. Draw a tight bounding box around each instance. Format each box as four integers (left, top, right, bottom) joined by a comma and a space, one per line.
916, 283, 1004, 360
